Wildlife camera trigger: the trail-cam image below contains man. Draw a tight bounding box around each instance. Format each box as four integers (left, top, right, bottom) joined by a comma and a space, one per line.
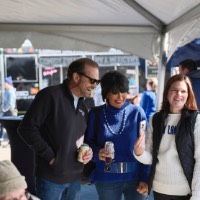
178, 59, 200, 109
178, 59, 197, 75
0, 76, 17, 145
2, 76, 17, 116
18, 58, 100, 200
0, 160, 39, 200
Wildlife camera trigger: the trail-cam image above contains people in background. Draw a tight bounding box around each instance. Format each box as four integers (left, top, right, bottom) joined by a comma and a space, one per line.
178, 59, 197, 75
0, 160, 39, 200
134, 74, 200, 200
140, 78, 158, 121
18, 58, 99, 200
2, 76, 17, 116
85, 71, 151, 200
93, 84, 104, 106
131, 95, 141, 106
0, 76, 17, 145
178, 58, 200, 109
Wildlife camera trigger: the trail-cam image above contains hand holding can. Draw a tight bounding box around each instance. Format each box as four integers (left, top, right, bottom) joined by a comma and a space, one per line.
77, 143, 90, 163
104, 141, 115, 164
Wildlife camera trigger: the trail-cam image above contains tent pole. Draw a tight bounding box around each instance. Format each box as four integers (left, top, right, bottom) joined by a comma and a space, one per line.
157, 34, 166, 111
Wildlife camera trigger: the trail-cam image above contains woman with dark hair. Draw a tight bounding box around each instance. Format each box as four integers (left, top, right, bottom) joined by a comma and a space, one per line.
85, 71, 151, 200
134, 74, 200, 200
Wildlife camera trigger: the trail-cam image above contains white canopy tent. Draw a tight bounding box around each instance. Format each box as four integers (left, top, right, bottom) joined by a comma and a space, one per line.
1, 0, 200, 59
0, 0, 200, 107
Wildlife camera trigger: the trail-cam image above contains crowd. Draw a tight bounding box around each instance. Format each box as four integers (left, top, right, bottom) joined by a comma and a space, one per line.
0, 57, 199, 200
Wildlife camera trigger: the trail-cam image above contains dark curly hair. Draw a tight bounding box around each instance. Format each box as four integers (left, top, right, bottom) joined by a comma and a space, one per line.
101, 71, 129, 101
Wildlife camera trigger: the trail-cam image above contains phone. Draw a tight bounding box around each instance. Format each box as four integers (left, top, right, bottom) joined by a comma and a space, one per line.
139, 120, 146, 135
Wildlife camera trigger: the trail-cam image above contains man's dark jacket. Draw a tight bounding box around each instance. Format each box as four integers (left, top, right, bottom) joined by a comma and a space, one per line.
148, 109, 198, 193
18, 80, 88, 183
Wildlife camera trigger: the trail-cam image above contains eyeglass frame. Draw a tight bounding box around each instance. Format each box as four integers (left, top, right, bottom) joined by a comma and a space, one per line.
78, 72, 100, 85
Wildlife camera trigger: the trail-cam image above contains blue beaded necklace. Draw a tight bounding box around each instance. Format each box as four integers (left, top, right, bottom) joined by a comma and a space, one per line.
103, 105, 126, 135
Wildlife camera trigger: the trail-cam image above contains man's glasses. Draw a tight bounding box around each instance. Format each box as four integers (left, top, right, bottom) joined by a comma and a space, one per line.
78, 72, 100, 85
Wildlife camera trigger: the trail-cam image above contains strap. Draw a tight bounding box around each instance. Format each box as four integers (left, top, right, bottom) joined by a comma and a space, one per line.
152, 112, 166, 157
93, 107, 99, 137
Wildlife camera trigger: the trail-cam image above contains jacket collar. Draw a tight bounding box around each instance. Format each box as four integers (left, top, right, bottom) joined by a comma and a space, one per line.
62, 79, 84, 102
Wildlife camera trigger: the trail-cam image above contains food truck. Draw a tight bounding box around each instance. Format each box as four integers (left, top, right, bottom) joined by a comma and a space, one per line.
1, 49, 140, 114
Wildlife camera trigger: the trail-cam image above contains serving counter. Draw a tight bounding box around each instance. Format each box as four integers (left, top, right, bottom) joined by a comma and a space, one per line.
0, 116, 35, 194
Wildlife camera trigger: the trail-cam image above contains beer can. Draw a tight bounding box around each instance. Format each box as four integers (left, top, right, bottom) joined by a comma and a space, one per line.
77, 143, 90, 163
104, 141, 114, 163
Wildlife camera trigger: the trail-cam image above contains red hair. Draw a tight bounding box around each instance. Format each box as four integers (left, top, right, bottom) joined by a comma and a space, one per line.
161, 74, 198, 111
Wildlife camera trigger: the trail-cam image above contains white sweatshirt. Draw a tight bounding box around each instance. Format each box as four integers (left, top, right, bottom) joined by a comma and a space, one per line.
135, 113, 200, 200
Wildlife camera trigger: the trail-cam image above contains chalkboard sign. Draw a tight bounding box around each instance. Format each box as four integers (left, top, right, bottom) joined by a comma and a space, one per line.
6, 55, 37, 82
145, 60, 158, 78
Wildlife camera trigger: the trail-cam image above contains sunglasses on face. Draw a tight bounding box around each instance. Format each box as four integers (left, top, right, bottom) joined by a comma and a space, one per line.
78, 72, 100, 85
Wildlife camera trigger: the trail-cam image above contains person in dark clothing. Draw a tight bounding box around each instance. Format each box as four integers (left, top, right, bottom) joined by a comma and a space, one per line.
18, 58, 100, 200
178, 59, 197, 75
178, 58, 200, 109
134, 75, 200, 200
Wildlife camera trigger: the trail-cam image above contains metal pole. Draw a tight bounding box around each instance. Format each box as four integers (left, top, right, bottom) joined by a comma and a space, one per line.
156, 34, 167, 111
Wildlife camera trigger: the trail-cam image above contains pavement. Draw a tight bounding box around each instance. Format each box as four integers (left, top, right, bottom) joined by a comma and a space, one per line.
0, 142, 98, 200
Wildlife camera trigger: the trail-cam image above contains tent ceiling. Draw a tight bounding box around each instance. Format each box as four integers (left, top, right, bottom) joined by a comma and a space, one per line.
0, 0, 200, 60
0, 0, 152, 25
134, 0, 200, 24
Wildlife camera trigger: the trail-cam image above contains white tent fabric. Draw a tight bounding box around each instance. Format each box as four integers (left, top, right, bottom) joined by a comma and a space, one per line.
1, 0, 200, 107
0, 0, 200, 61
0, 31, 109, 52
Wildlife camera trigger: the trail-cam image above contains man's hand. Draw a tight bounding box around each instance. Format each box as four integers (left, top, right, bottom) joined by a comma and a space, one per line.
137, 182, 148, 196
134, 133, 145, 156
49, 158, 55, 165
83, 148, 93, 164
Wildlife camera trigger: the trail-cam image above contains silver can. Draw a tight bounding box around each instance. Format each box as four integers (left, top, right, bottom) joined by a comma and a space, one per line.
77, 143, 90, 163
104, 141, 115, 163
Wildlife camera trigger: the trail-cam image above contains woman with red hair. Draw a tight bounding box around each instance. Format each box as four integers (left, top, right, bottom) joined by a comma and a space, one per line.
134, 74, 200, 200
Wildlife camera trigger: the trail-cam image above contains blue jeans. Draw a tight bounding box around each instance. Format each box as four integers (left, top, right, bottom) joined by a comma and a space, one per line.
35, 178, 81, 200
95, 180, 150, 200
153, 191, 190, 200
